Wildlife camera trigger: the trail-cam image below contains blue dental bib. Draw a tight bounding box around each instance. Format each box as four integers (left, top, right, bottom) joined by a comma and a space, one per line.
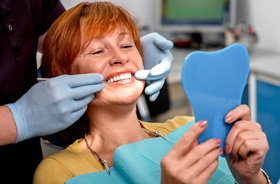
66, 121, 234, 184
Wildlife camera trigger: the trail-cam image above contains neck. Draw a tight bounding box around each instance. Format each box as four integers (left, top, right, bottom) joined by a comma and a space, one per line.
84, 104, 149, 155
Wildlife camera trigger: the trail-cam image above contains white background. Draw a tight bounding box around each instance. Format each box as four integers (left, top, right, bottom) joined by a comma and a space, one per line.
60, 0, 280, 53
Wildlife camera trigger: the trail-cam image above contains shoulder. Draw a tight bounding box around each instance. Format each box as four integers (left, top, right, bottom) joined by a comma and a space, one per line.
33, 140, 79, 184
33, 151, 73, 184
35, 0, 66, 35
141, 116, 194, 135
34, 140, 101, 184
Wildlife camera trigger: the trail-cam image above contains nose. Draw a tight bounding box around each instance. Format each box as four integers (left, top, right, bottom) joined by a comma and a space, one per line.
109, 48, 129, 65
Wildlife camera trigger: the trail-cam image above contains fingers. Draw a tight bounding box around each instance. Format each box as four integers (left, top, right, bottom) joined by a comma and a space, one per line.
134, 70, 150, 80
142, 32, 174, 50
161, 120, 222, 183
135, 69, 168, 81
224, 118, 269, 183
148, 92, 159, 102
135, 70, 166, 102
167, 120, 208, 158
55, 73, 104, 87
69, 105, 88, 122
234, 133, 268, 160
161, 148, 220, 184
185, 148, 221, 183
153, 33, 174, 50
46, 74, 105, 100
226, 120, 262, 146
144, 79, 165, 95
71, 83, 105, 100
180, 137, 222, 169
150, 57, 172, 76
72, 94, 95, 112
225, 120, 268, 160
223, 104, 269, 181
53, 92, 95, 129
145, 79, 164, 102
225, 104, 251, 123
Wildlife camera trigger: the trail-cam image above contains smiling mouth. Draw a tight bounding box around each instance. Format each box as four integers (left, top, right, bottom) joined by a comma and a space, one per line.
107, 73, 132, 83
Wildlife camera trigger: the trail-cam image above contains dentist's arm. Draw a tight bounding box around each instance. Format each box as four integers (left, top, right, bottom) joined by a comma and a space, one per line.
0, 106, 17, 145
2, 74, 104, 145
135, 32, 174, 102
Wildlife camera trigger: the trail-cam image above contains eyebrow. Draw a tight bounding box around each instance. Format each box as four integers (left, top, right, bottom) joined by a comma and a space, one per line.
114, 31, 131, 39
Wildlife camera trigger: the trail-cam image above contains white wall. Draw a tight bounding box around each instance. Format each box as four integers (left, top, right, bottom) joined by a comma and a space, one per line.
60, 0, 155, 31
237, 0, 280, 52
60, 0, 280, 53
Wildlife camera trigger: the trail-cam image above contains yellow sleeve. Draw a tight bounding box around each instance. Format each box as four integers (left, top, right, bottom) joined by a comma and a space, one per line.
142, 116, 195, 136
34, 140, 104, 183
33, 157, 73, 184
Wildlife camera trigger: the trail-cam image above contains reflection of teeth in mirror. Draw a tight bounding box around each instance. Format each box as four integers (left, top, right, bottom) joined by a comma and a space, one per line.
107, 73, 132, 83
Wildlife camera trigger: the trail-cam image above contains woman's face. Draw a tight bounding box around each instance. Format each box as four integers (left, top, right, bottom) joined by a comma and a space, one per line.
70, 28, 144, 106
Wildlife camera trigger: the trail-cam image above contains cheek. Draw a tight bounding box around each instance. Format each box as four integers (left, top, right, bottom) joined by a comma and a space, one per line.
136, 57, 144, 70
71, 62, 104, 74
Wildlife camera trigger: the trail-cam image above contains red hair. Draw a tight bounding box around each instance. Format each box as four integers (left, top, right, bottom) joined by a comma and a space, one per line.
41, 1, 142, 77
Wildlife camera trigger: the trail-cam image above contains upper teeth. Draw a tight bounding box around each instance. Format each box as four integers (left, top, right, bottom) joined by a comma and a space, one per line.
107, 73, 132, 83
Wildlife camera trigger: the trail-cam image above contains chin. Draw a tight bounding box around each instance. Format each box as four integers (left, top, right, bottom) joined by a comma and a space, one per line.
92, 84, 144, 106
119, 87, 143, 102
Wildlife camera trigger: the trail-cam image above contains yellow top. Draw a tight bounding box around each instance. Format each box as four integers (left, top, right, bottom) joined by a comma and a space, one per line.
33, 116, 194, 184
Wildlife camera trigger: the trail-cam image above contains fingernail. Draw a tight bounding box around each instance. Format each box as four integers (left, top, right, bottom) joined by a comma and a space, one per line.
218, 147, 223, 155
215, 138, 222, 146
225, 145, 231, 154
225, 115, 233, 123
198, 120, 207, 128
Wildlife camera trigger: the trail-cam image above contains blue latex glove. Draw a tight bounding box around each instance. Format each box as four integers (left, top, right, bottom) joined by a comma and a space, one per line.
6, 74, 104, 143
135, 32, 174, 102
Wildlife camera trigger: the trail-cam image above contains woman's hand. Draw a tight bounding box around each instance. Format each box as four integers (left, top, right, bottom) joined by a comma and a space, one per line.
161, 120, 223, 184
224, 105, 269, 183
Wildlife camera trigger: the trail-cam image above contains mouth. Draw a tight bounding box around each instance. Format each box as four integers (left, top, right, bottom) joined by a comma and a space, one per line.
107, 72, 132, 83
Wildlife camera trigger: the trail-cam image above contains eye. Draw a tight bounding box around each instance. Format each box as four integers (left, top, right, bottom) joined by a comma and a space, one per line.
120, 41, 135, 49
91, 50, 103, 55
122, 44, 133, 49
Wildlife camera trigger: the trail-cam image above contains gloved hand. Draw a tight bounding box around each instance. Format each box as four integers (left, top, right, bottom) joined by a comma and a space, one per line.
135, 32, 174, 102
6, 74, 104, 143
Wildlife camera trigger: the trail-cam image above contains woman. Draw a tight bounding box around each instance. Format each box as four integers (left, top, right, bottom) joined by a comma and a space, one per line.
34, 2, 270, 184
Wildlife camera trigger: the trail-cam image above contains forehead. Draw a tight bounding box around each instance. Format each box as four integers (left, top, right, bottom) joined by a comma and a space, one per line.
80, 20, 131, 47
